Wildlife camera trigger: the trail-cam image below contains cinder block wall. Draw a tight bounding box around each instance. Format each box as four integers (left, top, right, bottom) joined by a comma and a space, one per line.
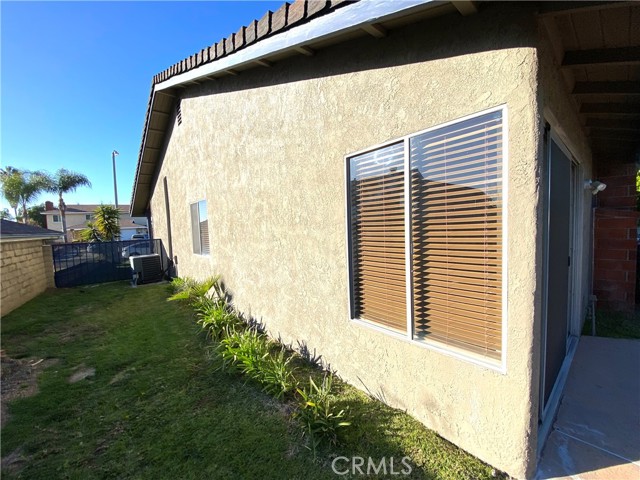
0, 239, 55, 316
593, 163, 639, 311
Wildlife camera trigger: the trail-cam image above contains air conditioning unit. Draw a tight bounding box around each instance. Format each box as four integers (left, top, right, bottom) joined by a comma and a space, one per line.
129, 254, 163, 285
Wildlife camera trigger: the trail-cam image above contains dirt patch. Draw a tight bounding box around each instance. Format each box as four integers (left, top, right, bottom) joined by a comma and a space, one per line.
68, 365, 95, 383
109, 367, 135, 385
0, 447, 29, 474
0, 351, 58, 428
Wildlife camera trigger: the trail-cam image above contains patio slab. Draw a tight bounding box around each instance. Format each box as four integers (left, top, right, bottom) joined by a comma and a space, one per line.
536, 336, 640, 480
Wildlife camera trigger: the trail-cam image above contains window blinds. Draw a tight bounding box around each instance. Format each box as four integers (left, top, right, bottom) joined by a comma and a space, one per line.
410, 111, 503, 359
347, 109, 504, 361
349, 142, 407, 332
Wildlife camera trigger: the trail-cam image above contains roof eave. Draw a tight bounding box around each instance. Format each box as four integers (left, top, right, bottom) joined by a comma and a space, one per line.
130, 0, 452, 216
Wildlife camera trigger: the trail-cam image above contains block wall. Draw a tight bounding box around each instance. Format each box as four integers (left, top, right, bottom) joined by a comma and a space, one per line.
593, 163, 639, 311
1, 240, 55, 317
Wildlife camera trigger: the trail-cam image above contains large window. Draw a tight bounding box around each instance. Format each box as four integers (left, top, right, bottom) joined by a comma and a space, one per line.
347, 107, 505, 364
190, 200, 210, 255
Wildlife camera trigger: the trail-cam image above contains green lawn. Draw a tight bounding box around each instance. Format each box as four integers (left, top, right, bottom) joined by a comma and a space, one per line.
582, 309, 640, 339
1, 282, 502, 479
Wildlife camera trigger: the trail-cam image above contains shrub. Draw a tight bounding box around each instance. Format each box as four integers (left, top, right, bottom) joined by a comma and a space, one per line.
256, 348, 299, 398
295, 375, 350, 457
216, 327, 270, 374
197, 303, 241, 340
168, 276, 222, 310
215, 328, 298, 398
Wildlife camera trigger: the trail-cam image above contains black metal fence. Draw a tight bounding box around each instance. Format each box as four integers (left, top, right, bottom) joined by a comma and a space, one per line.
52, 239, 169, 288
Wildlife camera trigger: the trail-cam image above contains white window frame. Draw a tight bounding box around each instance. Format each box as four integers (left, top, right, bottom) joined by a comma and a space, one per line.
190, 199, 210, 256
344, 105, 508, 372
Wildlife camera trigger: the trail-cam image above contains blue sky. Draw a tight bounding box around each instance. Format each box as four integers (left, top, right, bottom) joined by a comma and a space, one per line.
1, 1, 282, 213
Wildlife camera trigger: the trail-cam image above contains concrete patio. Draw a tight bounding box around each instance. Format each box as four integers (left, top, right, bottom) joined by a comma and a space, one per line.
536, 336, 640, 480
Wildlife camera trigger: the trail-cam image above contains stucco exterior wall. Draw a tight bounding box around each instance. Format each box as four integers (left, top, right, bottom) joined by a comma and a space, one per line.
148, 6, 541, 478
1, 240, 55, 317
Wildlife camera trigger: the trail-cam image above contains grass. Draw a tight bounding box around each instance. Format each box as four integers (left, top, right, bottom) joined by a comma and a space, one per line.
1, 282, 502, 479
582, 309, 640, 339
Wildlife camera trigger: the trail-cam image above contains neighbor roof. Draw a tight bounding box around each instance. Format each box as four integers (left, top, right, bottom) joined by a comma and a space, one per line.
0, 220, 63, 240
43, 204, 131, 215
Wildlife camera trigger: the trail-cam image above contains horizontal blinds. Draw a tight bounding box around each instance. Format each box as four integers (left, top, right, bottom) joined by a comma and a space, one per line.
200, 219, 210, 255
410, 111, 503, 360
349, 142, 406, 332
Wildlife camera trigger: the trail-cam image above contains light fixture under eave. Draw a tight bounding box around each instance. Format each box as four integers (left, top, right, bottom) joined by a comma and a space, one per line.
584, 180, 607, 195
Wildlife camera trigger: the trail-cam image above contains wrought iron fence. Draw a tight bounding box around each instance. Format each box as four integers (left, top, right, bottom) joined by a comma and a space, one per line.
52, 239, 168, 288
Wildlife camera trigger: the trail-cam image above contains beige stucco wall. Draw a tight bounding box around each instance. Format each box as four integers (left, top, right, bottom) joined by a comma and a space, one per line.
149, 6, 543, 478
1, 240, 55, 317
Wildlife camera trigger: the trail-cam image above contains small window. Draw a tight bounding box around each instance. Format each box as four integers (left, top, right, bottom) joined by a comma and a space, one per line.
86, 214, 91, 220
190, 200, 210, 255
53, 215, 60, 222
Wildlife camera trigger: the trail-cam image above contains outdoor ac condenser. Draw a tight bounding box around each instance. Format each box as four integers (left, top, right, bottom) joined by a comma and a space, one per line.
129, 254, 163, 285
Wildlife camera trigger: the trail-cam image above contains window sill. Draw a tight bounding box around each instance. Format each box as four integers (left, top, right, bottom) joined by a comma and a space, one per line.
350, 317, 506, 374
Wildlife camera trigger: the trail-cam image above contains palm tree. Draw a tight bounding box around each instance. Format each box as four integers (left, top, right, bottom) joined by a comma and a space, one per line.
93, 205, 121, 241
0, 167, 49, 223
0, 168, 22, 220
43, 169, 92, 239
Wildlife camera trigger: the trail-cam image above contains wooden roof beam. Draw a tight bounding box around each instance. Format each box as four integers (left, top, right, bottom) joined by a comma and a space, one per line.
294, 46, 315, 56
586, 118, 640, 131
452, 1, 479, 16
573, 82, 640, 95
580, 103, 640, 116
562, 47, 640, 67
361, 23, 387, 38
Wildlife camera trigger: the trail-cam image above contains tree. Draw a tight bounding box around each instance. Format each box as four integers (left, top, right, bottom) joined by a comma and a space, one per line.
93, 205, 121, 241
79, 205, 120, 242
79, 221, 102, 242
0, 168, 21, 219
18, 203, 47, 228
42, 169, 91, 238
0, 208, 13, 221
0, 167, 48, 223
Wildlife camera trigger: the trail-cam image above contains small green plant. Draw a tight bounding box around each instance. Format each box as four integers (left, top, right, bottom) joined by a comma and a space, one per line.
295, 375, 350, 457
256, 348, 299, 398
197, 303, 241, 340
215, 328, 298, 398
168, 276, 222, 309
216, 327, 271, 373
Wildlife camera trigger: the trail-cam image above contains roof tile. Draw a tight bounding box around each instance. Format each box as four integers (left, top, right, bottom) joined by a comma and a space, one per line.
224, 35, 235, 55
245, 20, 258, 45
216, 41, 225, 58
257, 10, 272, 40
308, 0, 328, 17
0, 220, 62, 238
235, 26, 246, 50
272, 2, 289, 31
289, 0, 306, 25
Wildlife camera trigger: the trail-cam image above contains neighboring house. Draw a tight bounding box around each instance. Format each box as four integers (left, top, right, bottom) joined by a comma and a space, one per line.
0, 220, 63, 316
129, 2, 639, 478
42, 201, 149, 241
